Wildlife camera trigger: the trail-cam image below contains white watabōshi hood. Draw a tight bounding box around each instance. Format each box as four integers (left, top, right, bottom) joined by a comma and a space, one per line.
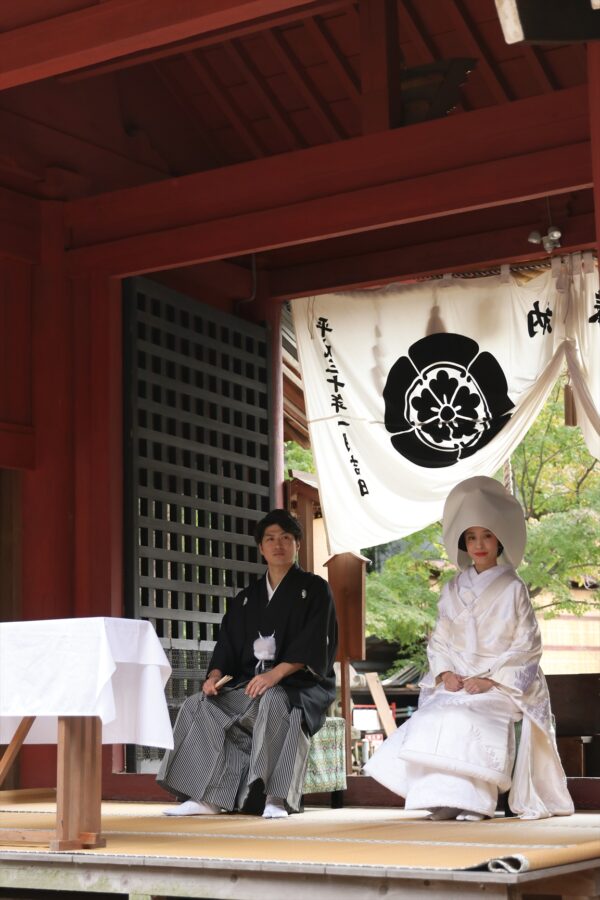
442, 476, 527, 570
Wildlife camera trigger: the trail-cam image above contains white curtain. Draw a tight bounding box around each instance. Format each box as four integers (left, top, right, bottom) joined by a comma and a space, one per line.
291, 259, 600, 554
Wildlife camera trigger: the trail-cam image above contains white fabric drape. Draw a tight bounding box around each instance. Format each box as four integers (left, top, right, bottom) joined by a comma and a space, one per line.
565, 259, 600, 459
291, 261, 599, 554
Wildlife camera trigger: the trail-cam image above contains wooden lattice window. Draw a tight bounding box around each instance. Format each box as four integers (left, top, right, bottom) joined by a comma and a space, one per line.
123, 277, 273, 661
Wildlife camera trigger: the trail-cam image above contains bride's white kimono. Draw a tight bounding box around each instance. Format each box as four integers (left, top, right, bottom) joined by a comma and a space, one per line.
364, 564, 574, 819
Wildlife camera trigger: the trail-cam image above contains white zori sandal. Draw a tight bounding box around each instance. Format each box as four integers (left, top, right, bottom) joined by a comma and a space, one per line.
163, 800, 221, 816
263, 796, 288, 818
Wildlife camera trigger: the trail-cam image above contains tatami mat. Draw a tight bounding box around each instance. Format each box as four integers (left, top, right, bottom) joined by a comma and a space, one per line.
0, 794, 598, 874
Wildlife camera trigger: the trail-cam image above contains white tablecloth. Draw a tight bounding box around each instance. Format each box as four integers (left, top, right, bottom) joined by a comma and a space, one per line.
0, 617, 174, 748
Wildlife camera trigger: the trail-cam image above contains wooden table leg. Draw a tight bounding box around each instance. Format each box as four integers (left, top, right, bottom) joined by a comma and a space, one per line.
51, 716, 105, 851
0, 717, 35, 787
79, 716, 104, 847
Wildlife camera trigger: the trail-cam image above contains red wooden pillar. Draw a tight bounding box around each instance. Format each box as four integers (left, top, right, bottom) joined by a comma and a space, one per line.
588, 43, 600, 256
252, 279, 284, 510
19, 202, 72, 787
268, 299, 284, 509
0, 257, 34, 469
72, 273, 123, 618
21, 202, 74, 622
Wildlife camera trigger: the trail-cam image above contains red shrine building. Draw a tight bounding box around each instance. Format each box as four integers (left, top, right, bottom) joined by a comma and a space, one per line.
0, 1, 598, 791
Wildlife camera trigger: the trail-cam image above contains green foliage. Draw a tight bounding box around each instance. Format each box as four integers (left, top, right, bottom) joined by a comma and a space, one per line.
520, 508, 600, 615
284, 441, 314, 477
364, 523, 450, 670
510, 374, 600, 617
511, 377, 599, 519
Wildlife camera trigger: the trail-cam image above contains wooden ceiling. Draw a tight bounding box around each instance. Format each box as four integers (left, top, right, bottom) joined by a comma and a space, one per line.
0, 1, 587, 194
0, 1, 594, 295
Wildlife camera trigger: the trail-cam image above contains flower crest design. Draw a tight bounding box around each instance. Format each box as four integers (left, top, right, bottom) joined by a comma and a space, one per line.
383, 333, 514, 468
514, 662, 539, 692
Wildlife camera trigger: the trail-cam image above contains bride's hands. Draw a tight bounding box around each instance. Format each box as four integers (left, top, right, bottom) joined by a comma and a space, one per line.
463, 677, 495, 694
440, 671, 464, 692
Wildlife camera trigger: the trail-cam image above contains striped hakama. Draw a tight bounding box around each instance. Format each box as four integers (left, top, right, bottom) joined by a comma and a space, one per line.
157, 684, 310, 812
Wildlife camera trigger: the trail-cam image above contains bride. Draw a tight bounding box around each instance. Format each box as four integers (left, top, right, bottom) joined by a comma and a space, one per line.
364, 476, 573, 821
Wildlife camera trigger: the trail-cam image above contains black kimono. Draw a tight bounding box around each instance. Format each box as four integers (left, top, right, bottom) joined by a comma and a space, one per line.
157, 564, 338, 812
210, 564, 338, 735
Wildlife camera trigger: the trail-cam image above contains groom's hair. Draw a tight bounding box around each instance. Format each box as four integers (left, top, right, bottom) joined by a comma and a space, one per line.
254, 509, 303, 544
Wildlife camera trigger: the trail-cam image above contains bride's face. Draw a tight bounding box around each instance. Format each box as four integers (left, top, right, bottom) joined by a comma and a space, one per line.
463, 526, 500, 573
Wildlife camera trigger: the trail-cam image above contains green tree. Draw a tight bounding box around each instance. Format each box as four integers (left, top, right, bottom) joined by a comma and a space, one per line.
519, 508, 600, 614
510, 375, 600, 615
511, 377, 599, 519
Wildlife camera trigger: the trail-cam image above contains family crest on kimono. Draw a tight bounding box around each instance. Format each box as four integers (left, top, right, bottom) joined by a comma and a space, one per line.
158, 508, 338, 819
365, 476, 574, 822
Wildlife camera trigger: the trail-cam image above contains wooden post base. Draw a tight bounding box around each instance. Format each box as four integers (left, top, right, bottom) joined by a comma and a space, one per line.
49, 834, 107, 851
0, 715, 105, 850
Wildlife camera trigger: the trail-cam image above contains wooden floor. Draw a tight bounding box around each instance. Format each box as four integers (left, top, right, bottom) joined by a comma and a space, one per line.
0, 794, 599, 900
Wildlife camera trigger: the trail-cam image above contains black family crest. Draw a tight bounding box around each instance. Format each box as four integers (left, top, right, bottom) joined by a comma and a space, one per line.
383, 333, 514, 468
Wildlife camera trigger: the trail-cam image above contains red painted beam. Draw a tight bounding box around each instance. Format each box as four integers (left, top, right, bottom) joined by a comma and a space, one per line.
65, 140, 592, 278
268, 212, 596, 298
359, 0, 403, 132
446, 0, 510, 104
155, 259, 254, 302
0, 0, 333, 90
0, 104, 169, 196
66, 85, 590, 250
